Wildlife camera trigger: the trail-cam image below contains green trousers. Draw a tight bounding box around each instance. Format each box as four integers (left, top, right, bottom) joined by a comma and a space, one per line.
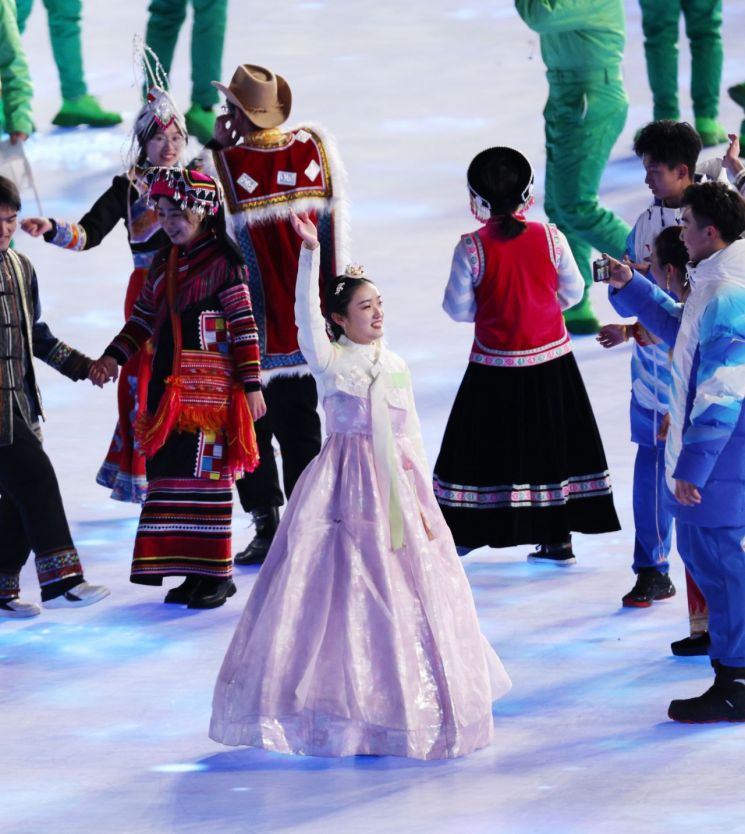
639, 0, 723, 120
16, 0, 86, 101
145, 0, 227, 108
544, 68, 631, 294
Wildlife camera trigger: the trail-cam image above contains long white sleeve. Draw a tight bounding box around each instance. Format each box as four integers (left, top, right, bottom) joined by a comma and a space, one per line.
442, 239, 477, 322
294, 244, 335, 375
555, 229, 584, 310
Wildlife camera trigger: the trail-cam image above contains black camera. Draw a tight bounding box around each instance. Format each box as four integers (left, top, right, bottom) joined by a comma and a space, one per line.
592, 257, 610, 282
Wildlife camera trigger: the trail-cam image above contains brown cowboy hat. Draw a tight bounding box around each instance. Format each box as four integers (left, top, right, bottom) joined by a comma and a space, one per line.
212, 64, 292, 129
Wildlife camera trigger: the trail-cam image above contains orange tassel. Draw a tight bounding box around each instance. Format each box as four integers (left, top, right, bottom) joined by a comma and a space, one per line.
227, 384, 260, 478
136, 376, 183, 457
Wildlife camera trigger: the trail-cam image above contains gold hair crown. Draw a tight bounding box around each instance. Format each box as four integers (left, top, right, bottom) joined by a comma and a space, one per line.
343, 263, 366, 279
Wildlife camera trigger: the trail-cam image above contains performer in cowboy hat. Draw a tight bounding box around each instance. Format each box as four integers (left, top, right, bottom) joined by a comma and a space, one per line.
202, 63, 349, 565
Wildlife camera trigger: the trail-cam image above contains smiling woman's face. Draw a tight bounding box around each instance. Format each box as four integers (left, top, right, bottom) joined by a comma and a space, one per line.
156, 198, 203, 246
331, 283, 384, 344
146, 123, 186, 167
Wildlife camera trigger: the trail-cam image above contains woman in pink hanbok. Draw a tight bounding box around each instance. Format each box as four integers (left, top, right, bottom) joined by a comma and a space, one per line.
209, 212, 511, 760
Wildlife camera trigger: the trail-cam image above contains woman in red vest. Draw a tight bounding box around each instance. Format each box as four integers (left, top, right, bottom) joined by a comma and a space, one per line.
433, 147, 620, 564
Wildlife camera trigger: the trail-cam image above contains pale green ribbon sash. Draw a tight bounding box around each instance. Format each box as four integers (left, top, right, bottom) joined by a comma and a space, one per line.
369, 356, 404, 550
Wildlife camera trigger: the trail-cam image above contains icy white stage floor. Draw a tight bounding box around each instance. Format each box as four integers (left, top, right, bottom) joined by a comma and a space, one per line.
4, 2, 745, 832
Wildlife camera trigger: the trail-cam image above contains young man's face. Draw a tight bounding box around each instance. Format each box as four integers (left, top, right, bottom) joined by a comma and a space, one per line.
680, 206, 716, 264
642, 154, 690, 205
0, 203, 18, 252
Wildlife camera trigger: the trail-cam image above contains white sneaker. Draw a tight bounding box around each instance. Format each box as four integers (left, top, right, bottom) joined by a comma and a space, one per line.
42, 582, 110, 609
0, 597, 42, 618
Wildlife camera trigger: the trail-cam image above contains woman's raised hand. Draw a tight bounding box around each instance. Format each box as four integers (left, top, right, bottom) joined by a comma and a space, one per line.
724, 133, 744, 177
21, 217, 53, 237
289, 210, 319, 250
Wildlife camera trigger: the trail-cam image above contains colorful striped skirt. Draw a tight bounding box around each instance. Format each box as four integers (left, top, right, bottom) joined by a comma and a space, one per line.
130, 428, 234, 585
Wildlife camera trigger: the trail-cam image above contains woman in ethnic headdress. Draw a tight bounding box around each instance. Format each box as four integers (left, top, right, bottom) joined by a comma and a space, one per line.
433, 147, 620, 564
93, 168, 265, 609
21, 82, 188, 504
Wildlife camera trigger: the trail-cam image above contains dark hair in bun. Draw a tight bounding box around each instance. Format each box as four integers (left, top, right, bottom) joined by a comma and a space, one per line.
325, 275, 375, 340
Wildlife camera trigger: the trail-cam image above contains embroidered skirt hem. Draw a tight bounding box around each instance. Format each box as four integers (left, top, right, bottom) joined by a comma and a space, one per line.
433, 354, 620, 548
130, 476, 233, 583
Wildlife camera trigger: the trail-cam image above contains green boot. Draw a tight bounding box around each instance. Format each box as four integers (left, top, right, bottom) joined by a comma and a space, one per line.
728, 83, 745, 110
185, 104, 216, 145
52, 95, 122, 128
694, 116, 728, 147
563, 295, 600, 335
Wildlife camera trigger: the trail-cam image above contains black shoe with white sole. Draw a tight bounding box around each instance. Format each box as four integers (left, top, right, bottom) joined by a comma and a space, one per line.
527, 540, 575, 566
0, 597, 41, 618
42, 581, 110, 609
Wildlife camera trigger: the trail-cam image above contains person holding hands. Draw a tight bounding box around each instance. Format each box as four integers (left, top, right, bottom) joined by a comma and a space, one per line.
0, 175, 109, 617
94, 167, 265, 610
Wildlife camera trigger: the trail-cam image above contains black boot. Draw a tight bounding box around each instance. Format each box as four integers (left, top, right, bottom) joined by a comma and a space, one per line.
622, 568, 676, 608
668, 664, 745, 723
527, 538, 575, 566
164, 575, 202, 604
234, 507, 280, 566
187, 578, 237, 609
671, 631, 710, 657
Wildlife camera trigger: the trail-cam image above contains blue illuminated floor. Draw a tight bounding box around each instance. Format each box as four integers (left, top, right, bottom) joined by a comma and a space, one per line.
4, 2, 745, 832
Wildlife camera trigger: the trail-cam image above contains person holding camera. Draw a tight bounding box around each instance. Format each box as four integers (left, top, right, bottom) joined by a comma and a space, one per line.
601, 122, 744, 622
604, 181, 745, 723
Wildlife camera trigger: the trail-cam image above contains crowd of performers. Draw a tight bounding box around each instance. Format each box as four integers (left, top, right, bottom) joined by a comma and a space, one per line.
3, 1, 745, 760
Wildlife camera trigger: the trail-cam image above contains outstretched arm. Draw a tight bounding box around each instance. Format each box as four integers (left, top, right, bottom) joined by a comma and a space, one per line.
29, 270, 94, 382
291, 211, 336, 375
605, 254, 683, 348
724, 134, 745, 193
22, 178, 128, 251
101, 271, 157, 367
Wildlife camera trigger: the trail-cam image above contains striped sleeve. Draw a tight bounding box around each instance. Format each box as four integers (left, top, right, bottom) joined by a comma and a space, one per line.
442, 236, 478, 322
219, 266, 261, 391
104, 273, 157, 365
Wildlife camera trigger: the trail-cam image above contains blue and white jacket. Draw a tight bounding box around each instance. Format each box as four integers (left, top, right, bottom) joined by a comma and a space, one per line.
618, 204, 677, 446
611, 238, 745, 527
615, 159, 735, 447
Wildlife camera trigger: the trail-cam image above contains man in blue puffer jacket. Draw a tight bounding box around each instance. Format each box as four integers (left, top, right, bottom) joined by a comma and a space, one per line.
606, 181, 745, 723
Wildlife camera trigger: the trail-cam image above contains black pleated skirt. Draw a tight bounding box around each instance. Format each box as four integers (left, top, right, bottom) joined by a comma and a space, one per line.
433, 353, 620, 548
